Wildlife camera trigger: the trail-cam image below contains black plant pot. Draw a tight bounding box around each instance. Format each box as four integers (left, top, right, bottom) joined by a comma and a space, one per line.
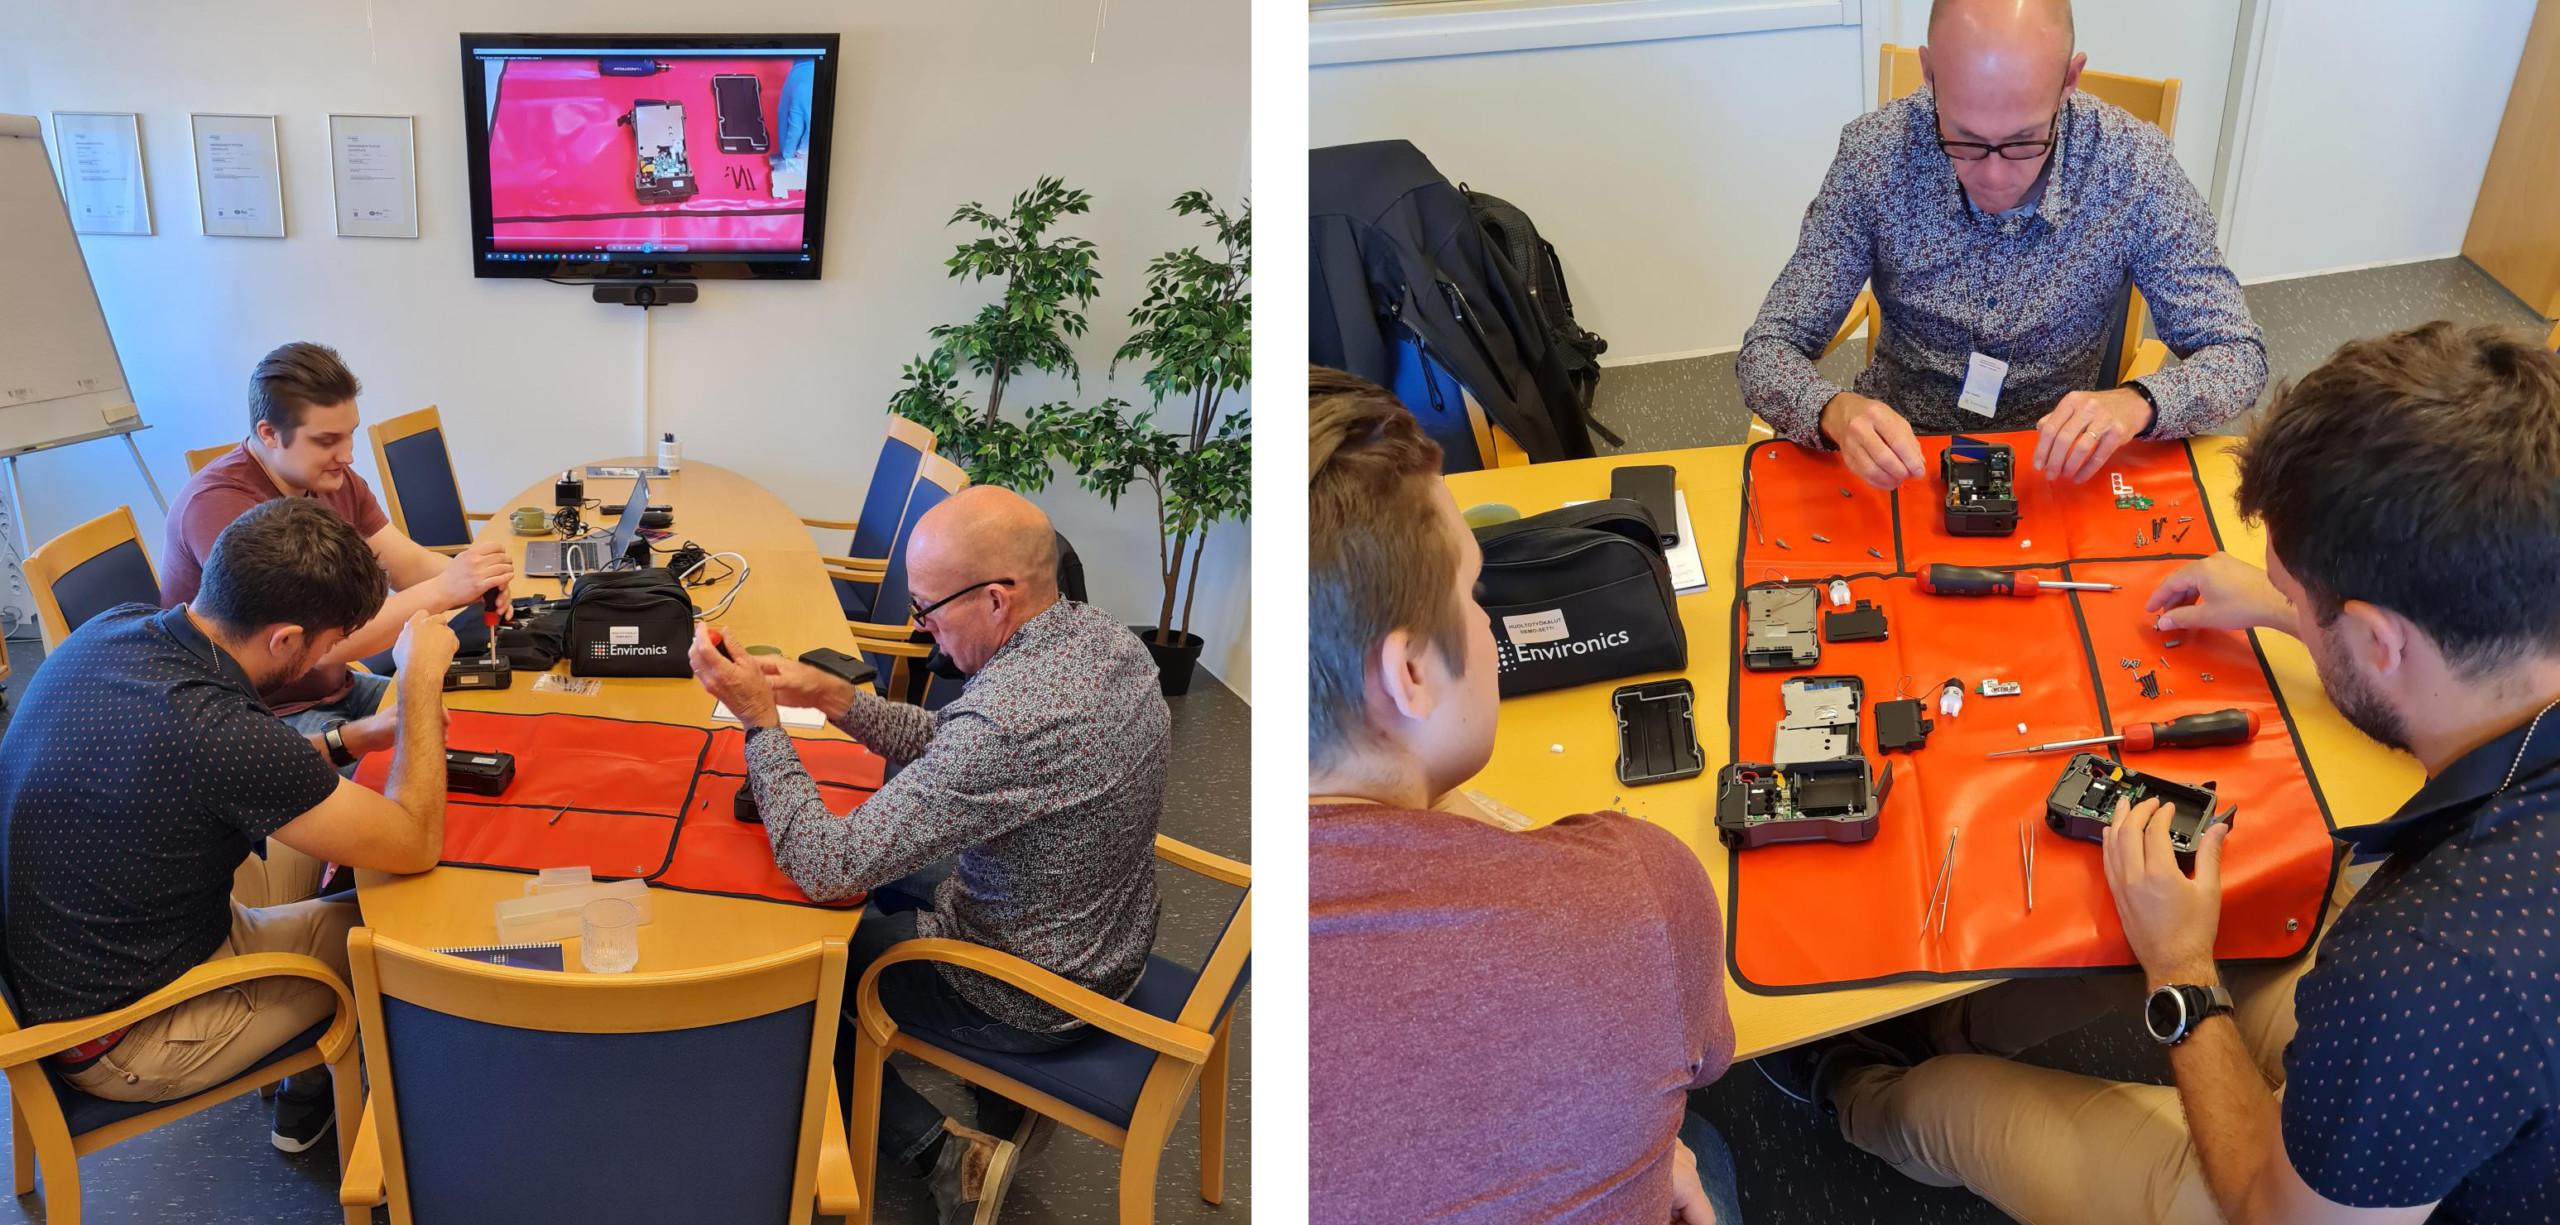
1131, 627, 1206, 697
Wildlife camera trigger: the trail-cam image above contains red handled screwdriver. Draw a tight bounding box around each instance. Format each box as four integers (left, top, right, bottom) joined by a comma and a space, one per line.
1985, 708, 2260, 758
1919, 563, 2118, 597
482, 586, 502, 668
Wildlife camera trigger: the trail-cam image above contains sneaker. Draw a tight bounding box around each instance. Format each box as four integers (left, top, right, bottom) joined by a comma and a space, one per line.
270, 1086, 335, 1154
1752, 1032, 1908, 1115
927, 1119, 1018, 1225
1010, 1112, 1058, 1168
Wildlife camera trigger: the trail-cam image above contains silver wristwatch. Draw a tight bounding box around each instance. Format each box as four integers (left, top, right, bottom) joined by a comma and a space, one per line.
2145, 982, 2235, 1046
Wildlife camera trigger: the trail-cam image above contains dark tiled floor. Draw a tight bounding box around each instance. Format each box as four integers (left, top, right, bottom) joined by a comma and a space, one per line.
0, 638, 1250, 1225
1592, 257, 2551, 452
1590, 257, 2545, 1225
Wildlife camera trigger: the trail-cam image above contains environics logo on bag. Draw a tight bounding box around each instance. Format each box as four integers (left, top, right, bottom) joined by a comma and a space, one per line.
1494, 606, 1634, 675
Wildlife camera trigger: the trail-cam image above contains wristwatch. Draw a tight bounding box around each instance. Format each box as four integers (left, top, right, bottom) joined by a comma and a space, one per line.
322, 725, 357, 768
2123, 379, 2160, 435
2145, 982, 2234, 1046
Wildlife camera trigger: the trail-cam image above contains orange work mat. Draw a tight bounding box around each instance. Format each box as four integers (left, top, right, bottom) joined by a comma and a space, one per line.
1724, 431, 2339, 993
354, 710, 883, 908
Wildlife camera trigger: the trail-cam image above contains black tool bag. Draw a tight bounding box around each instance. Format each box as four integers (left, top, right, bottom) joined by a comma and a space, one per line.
566, 568, 694, 677
1474, 499, 1686, 697
1463, 186, 1608, 419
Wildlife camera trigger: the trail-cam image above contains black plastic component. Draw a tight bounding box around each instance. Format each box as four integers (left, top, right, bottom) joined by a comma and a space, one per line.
1609, 464, 1679, 548
446, 749, 516, 796
600, 504, 675, 530
797, 646, 880, 691
555, 472, 585, 508
712, 73, 770, 154
1612, 678, 1706, 786
735, 783, 762, 824
2044, 753, 2233, 871
1743, 586, 1821, 671
1824, 599, 1889, 643
1716, 758, 1893, 850
1941, 434, 2019, 536
444, 656, 512, 692
1875, 698, 1934, 752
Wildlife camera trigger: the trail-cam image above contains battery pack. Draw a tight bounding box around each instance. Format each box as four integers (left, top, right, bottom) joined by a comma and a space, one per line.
446, 749, 516, 796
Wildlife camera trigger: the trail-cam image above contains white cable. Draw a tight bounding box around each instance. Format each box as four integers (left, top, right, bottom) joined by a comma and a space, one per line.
687, 552, 751, 621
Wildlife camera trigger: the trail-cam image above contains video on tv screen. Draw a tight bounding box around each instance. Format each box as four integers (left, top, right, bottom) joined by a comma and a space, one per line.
460, 33, 840, 279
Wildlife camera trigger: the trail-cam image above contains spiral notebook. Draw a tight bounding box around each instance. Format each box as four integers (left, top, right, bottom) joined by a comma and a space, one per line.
435, 942, 566, 971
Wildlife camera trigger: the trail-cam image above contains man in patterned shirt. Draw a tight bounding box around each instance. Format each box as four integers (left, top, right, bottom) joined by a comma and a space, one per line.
1768, 324, 2559, 1224
1736, 0, 2266, 489
689, 486, 1170, 1225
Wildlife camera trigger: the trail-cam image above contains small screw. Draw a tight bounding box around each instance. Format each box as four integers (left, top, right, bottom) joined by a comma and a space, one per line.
2176, 515, 2194, 523
2165, 638, 2184, 648
2199, 672, 2216, 682
1811, 533, 1832, 543
1776, 538, 1791, 550
2135, 532, 2148, 548
2020, 538, 2033, 549
2285, 918, 2300, 933
1868, 546, 1885, 560
1840, 486, 1854, 498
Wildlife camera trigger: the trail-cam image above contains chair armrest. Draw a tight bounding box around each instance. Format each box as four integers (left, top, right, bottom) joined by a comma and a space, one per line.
801, 516, 861, 533
0, 953, 356, 1068
1820, 288, 1879, 362
463, 510, 495, 523
817, 1072, 860, 1214
856, 939, 1215, 1065
823, 557, 888, 577
844, 624, 931, 657
1155, 835, 1250, 888
340, 1098, 386, 1209
2122, 338, 2171, 382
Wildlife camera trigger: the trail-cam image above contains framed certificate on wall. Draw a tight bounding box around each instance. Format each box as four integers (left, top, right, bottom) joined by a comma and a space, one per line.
189, 112, 284, 238
50, 111, 151, 236
327, 113, 418, 238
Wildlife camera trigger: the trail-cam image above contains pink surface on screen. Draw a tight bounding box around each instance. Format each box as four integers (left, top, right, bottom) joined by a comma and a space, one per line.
486, 56, 808, 253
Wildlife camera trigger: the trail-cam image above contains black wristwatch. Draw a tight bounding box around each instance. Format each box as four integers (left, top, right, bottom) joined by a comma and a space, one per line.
322, 725, 357, 768
2145, 982, 2234, 1046
2123, 379, 2160, 435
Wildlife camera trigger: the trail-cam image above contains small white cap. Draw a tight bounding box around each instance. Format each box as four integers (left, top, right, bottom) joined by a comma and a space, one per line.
2017, 722, 2028, 735
1550, 743, 1564, 754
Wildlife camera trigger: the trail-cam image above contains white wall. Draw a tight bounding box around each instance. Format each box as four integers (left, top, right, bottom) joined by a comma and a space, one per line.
1312, 1, 2530, 363
0, 0, 1255, 698
2220, 0, 2535, 283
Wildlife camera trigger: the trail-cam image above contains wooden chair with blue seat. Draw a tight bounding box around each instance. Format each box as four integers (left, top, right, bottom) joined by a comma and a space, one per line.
0, 949, 362, 1225
804, 414, 937, 616
337, 930, 862, 1225
836, 452, 968, 701
846, 835, 1252, 1225
365, 406, 496, 555
24, 504, 160, 651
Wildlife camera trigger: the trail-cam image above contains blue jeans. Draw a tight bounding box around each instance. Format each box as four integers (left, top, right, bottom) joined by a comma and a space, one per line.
1682, 1109, 1745, 1224
847, 865, 1081, 1175
279, 670, 394, 779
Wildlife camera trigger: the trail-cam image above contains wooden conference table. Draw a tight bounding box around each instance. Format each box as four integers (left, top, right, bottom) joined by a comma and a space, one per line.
1444, 438, 2423, 1061
356, 459, 867, 971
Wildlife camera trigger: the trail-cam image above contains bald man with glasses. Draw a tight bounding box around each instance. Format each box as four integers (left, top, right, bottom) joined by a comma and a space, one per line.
688, 485, 1172, 1223
1736, 0, 2266, 490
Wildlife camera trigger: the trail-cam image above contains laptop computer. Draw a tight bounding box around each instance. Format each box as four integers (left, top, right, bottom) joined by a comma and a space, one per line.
525, 471, 652, 578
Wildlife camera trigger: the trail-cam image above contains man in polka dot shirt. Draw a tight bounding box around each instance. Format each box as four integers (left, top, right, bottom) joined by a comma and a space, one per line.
1769, 322, 2560, 1223
0, 500, 455, 1155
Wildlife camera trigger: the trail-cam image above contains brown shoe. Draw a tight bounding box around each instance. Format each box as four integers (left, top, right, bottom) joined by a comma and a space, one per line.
928, 1119, 1019, 1225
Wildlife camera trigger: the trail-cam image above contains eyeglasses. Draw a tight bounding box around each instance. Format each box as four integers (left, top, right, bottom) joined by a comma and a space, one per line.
1938, 116, 2058, 161
910, 578, 1016, 623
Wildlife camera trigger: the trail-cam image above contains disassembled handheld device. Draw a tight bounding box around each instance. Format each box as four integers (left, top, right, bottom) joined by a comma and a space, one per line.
1941, 435, 2019, 536
1825, 599, 1889, 643
1743, 586, 1821, 671
1874, 698, 1933, 752
2044, 753, 2234, 871
1715, 757, 1894, 850
712, 73, 770, 154
1612, 678, 1707, 786
620, 100, 698, 203
1719, 674, 1892, 848
446, 749, 516, 796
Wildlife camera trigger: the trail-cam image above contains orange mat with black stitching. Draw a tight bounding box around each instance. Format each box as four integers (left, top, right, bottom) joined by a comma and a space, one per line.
354, 710, 880, 908
1726, 431, 2338, 993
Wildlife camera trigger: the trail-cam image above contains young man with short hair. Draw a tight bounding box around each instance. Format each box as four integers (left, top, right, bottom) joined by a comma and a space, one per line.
1307, 366, 1740, 1223
1775, 323, 2560, 1224
163, 341, 512, 745
0, 498, 454, 1153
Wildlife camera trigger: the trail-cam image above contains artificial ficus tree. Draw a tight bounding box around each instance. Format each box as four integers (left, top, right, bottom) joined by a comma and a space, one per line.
890, 176, 1101, 492
1055, 191, 1252, 645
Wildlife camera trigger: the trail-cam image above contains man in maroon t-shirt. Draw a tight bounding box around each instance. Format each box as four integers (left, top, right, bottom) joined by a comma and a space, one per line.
1307, 367, 1742, 1224
162, 342, 511, 767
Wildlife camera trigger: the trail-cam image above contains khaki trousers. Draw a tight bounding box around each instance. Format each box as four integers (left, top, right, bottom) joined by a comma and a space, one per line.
61, 898, 354, 1103
1832, 865, 2368, 1225
230, 839, 328, 909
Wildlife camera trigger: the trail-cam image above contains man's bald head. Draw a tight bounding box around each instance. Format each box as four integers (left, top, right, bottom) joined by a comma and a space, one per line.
1929, 0, 2074, 62
912, 485, 1060, 599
